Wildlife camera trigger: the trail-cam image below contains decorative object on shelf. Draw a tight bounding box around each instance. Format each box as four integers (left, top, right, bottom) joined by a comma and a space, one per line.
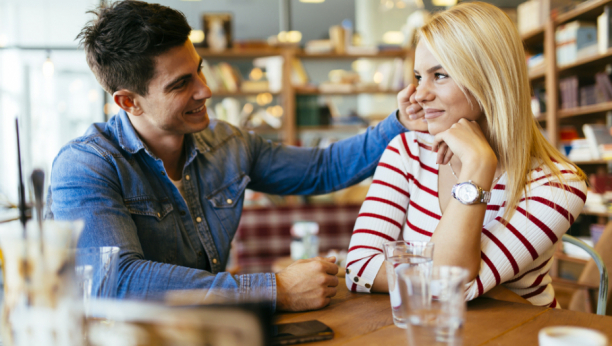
597, 5, 612, 54
202, 13, 232, 51
583, 123, 612, 159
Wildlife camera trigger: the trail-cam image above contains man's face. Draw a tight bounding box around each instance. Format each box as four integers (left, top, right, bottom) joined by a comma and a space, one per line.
134, 40, 212, 136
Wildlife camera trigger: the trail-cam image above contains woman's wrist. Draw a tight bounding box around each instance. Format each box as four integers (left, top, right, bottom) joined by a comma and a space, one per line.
457, 157, 498, 190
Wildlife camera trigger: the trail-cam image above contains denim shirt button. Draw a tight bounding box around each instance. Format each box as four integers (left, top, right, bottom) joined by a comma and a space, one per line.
196, 217, 202, 223
157, 213, 161, 218
226, 199, 233, 204
212, 258, 218, 264
197, 251, 203, 256
161, 172, 166, 176
185, 175, 191, 181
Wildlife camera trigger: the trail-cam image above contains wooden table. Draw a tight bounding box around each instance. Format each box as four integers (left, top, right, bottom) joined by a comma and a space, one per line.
275, 279, 612, 345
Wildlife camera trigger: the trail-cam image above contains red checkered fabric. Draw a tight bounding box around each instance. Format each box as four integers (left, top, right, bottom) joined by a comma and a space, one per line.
234, 204, 361, 273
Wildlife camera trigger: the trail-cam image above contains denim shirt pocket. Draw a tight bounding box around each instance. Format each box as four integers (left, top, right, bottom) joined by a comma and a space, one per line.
207, 174, 251, 209
124, 196, 174, 220
124, 196, 176, 262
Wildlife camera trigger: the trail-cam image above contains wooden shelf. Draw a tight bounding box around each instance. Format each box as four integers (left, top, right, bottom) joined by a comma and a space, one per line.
555, 0, 612, 25
572, 159, 609, 165
296, 49, 408, 59
298, 125, 368, 132
581, 208, 612, 217
558, 101, 612, 118
196, 47, 282, 59
555, 252, 589, 265
211, 91, 280, 97
295, 88, 400, 96
557, 48, 612, 75
528, 65, 546, 81
521, 27, 545, 47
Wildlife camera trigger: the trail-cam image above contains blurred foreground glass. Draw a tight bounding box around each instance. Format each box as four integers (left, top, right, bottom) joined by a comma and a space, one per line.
0, 220, 84, 346
382, 240, 434, 328
75, 246, 120, 316
397, 266, 468, 346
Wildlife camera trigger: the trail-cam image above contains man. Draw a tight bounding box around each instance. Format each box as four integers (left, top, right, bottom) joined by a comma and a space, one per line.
47, 0, 425, 312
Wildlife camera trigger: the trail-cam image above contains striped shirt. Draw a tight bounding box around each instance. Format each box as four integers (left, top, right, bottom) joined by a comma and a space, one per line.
345, 132, 587, 307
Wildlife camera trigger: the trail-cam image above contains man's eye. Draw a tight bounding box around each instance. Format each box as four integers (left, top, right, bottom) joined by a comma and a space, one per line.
175, 80, 187, 89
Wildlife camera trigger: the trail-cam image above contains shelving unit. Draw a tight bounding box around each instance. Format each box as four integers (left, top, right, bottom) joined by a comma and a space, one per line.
196, 47, 410, 146
522, 0, 612, 293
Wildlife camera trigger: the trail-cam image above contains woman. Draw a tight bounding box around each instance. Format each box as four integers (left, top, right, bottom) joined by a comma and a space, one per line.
346, 2, 587, 307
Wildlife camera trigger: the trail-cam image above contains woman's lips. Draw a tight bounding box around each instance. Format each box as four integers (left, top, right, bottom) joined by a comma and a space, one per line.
424, 109, 444, 119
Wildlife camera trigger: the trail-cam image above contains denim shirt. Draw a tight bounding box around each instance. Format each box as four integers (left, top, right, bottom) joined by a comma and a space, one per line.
47, 109, 407, 311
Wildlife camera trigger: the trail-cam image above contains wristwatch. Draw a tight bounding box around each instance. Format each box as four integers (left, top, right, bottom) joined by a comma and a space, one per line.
451, 180, 491, 205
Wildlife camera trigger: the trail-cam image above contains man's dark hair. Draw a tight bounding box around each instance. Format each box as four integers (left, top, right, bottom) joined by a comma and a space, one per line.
77, 0, 191, 96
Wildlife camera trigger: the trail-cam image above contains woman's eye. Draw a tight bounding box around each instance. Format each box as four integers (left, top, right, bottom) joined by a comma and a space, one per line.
414, 75, 422, 84
435, 73, 449, 80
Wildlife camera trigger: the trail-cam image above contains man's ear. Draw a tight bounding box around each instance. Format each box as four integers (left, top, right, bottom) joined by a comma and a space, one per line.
113, 90, 144, 116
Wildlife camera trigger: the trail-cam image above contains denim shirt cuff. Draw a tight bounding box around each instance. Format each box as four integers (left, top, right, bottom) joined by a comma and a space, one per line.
239, 272, 277, 312
379, 109, 409, 143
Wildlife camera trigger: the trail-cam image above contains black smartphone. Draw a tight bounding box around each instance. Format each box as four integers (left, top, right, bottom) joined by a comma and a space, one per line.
270, 320, 334, 345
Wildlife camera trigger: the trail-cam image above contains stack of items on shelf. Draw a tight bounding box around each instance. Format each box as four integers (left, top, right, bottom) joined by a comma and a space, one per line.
517, 0, 577, 35
559, 71, 612, 109
200, 60, 244, 93
563, 123, 612, 161
583, 170, 612, 215
304, 20, 379, 55
526, 53, 545, 72
556, 21, 598, 66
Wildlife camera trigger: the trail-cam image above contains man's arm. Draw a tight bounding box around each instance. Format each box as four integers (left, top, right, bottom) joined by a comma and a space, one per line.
48, 142, 276, 308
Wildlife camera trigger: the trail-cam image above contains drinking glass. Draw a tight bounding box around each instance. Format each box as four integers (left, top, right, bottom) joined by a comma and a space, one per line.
0, 220, 84, 346
397, 265, 468, 346
75, 246, 120, 316
382, 240, 434, 328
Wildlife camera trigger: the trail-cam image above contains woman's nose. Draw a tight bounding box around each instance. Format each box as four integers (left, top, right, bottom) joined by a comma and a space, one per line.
414, 83, 433, 104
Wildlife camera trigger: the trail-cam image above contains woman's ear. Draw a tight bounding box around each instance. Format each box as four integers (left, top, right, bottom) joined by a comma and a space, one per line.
113, 90, 143, 116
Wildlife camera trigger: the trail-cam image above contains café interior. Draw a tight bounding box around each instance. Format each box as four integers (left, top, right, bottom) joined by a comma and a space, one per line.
0, 0, 611, 345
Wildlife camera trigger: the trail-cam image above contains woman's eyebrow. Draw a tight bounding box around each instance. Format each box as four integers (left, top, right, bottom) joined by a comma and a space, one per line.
413, 64, 443, 74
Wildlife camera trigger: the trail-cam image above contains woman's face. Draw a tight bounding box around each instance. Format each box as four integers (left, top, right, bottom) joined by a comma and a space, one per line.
413, 40, 484, 135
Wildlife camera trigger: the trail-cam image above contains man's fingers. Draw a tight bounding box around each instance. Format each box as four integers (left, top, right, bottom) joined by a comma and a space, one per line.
325, 274, 339, 287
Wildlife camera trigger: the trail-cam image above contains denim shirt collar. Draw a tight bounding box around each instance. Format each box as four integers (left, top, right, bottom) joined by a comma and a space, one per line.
114, 109, 201, 166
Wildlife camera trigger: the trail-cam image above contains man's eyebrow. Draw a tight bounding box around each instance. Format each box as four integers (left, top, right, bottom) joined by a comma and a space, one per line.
163, 73, 191, 93
414, 65, 443, 74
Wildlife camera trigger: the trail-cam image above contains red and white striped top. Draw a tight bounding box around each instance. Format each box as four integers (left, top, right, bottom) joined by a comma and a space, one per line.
345, 132, 587, 307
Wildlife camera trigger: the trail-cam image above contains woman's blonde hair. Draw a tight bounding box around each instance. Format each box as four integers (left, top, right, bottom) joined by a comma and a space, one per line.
418, 2, 586, 220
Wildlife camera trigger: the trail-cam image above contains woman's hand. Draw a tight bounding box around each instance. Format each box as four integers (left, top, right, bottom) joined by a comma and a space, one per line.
431, 118, 497, 175
397, 84, 428, 132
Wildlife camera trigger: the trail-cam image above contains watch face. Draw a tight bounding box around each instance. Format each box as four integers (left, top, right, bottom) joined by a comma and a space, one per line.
458, 183, 479, 202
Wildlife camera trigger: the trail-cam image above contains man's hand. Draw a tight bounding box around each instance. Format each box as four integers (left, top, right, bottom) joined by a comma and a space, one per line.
276, 256, 339, 311
397, 84, 428, 132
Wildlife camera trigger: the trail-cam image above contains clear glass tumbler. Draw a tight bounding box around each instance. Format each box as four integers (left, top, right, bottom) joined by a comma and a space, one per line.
75, 246, 120, 316
397, 265, 468, 346
382, 240, 434, 328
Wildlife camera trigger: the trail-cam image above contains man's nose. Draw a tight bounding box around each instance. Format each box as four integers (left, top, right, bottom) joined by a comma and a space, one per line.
194, 74, 212, 100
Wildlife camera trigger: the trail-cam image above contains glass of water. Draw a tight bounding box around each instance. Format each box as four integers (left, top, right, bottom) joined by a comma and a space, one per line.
382, 241, 434, 328
397, 265, 468, 346
75, 246, 120, 316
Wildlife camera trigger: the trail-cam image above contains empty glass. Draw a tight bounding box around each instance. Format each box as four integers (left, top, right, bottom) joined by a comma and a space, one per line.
382, 240, 434, 328
397, 265, 468, 346
75, 246, 120, 316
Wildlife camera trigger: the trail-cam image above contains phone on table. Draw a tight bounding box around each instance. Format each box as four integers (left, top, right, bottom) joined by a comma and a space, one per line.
271, 320, 334, 345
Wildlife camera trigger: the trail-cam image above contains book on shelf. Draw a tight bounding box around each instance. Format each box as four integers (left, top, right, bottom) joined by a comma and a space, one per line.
556, 21, 598, 66
595, 72, 612, 100
598, 5, 612, 54
531, 86, 547, 117
583, 123, 612, 159
517, 0, 577, 35
559, 76, 579, 109
291, 58, 309, 86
